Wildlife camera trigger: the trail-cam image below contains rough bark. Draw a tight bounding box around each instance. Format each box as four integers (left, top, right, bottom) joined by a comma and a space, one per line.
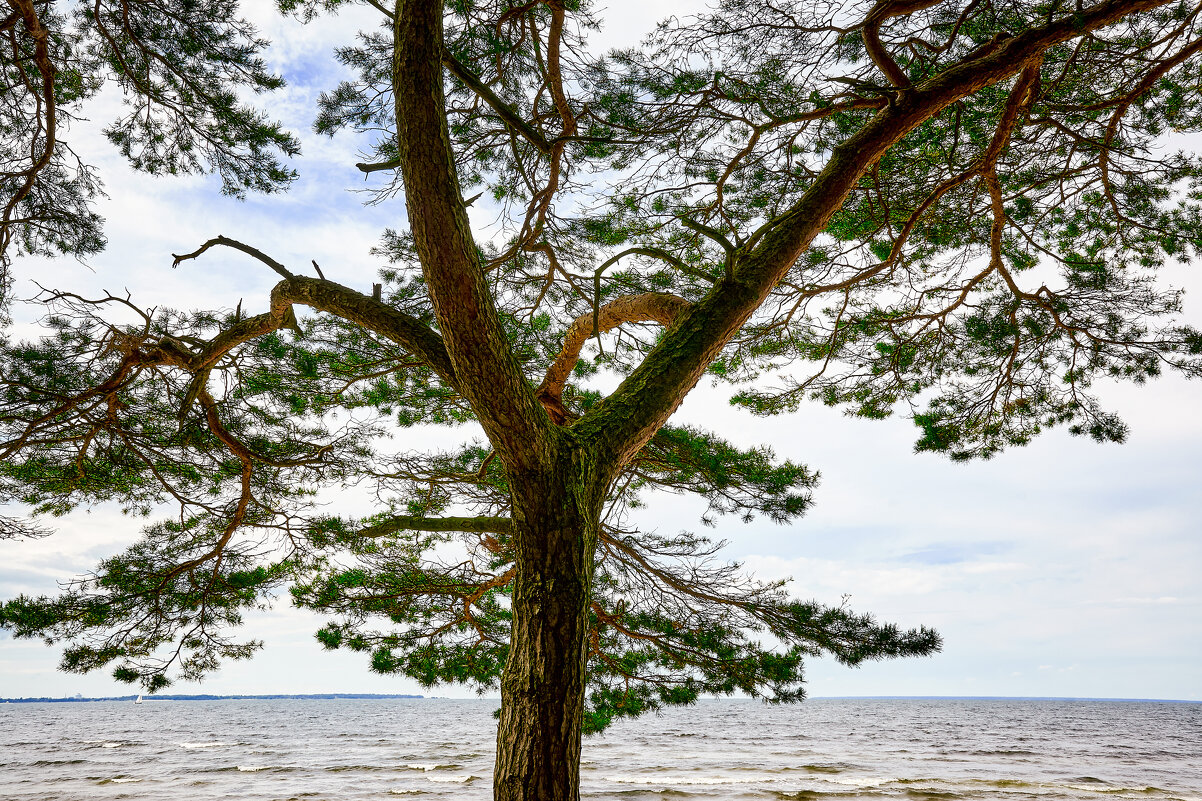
494, 436, 604, 801
393, 8, 604, 795
393, 0, 553, 475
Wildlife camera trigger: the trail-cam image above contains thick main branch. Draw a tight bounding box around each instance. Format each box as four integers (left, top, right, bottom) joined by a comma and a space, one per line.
575, 0, 1173, 472
394, 0, 554, 473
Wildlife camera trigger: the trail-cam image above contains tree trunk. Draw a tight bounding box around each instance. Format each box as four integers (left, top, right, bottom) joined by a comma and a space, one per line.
494, 445, 601, 801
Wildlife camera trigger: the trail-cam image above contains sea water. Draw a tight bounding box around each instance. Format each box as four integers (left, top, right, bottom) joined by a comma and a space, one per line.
1, 697, 1198, 799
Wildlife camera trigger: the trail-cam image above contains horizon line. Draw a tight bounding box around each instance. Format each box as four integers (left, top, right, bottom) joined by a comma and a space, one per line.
809, 695, 1201, 703
2, 693, 1198, 704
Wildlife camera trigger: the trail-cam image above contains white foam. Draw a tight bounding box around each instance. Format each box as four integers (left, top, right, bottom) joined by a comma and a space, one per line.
424, 774, 476, 783
1064, 785, 1161, 795
602, 773, 777, 786
823, 776, 887, 788
111, 778, 141, 784
237, 765, 272, 772
406, 763, 438, 771
100, 742, 122, 749
178, 741, 233, 749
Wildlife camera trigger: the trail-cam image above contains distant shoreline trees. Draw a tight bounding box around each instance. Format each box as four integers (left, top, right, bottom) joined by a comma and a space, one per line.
0, 693, 424, 703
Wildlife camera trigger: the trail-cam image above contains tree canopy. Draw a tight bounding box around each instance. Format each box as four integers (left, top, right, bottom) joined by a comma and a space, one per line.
3, 0, 1202, 797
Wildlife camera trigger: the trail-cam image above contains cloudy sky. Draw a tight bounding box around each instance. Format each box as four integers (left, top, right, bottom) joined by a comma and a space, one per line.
1, 1, 1199, 701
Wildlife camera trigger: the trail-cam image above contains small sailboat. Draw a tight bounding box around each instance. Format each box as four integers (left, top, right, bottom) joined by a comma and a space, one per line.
134, 694, 143, 705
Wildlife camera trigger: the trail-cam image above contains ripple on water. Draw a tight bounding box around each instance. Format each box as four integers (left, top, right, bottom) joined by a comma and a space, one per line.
902, 789, 966, 800
405, 762, 463, 771
423, 774, 478, 783
772, 792, 881, 800
604, 790, 695, 798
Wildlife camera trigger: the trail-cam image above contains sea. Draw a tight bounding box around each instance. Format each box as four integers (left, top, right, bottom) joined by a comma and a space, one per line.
1, 697, 1199, 800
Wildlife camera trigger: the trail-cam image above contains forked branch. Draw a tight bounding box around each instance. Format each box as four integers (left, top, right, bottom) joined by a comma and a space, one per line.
535, 293, 690, 424
172, 237, 458, 386
861, 0, 944, 88
172, 235, 294, 279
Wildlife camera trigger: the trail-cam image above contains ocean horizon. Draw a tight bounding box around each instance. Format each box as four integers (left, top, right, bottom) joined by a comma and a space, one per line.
4, 692, 1198, 703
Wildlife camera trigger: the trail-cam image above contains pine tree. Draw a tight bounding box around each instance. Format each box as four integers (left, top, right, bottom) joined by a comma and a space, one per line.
4, 1, 1202, 798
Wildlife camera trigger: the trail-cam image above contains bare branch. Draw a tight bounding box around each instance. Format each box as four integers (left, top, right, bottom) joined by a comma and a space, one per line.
355, 159, 401, 174
172, 235, 294, 280
0, 515, 52, 540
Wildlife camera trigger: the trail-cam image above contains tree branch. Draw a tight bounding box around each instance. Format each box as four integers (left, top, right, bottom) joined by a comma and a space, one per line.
1098, 35, 1202, 220
1, 0, 58, 276
535, 293, 690, 424
2, 271, 462, 465
0, 514, 51, 540
172, 235, 294, 280
394, 0, 554, 473
171, 239, 458, 386
574, 0, 1174, 471
678, 215, 737, 256
359, 515, 514, 537
356, 159, 400, 174
861, 0, 944, 89
440, 46, 553, 154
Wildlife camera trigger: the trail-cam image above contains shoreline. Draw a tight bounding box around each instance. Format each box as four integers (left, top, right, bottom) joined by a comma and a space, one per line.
0, 692, 424, 703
